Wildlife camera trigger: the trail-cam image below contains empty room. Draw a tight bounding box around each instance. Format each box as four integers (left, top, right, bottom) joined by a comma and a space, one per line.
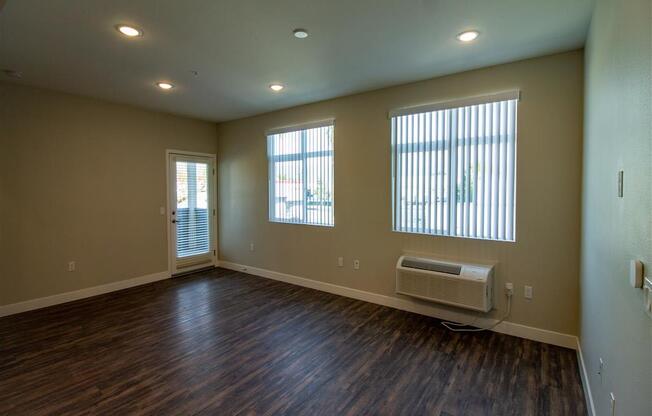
0, 0, 650, 415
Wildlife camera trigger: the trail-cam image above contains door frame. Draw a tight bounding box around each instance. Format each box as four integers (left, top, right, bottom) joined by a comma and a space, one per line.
165, 149, 218, 276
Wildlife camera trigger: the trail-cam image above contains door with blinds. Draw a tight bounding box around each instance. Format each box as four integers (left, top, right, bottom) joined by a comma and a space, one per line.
168, 152, 216, 274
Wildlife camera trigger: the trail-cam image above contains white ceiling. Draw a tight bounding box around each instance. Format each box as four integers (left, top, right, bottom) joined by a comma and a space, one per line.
0, 0, 594, 122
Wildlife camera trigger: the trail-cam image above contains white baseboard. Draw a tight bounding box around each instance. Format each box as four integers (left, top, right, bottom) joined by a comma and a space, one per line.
0, 271, 170, 317
576, 338, 597, 416
218, 261, 578, 349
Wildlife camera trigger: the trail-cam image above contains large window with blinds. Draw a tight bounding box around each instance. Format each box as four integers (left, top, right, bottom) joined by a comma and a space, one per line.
267, 121, 334, 226
390, 91, 518, 241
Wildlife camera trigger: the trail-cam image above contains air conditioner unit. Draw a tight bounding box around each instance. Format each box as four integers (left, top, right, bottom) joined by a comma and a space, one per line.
396, 255, 494, 312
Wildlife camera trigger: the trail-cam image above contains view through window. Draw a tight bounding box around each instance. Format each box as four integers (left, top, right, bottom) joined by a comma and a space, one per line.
267, 122, 334, 226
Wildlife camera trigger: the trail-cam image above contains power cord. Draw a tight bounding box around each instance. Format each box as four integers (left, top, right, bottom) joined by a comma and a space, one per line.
441, 290, 513, 332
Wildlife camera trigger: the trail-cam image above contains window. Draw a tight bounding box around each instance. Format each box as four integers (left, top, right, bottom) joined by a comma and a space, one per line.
267, 120, 334, 226
175, 160, 210, 258
390, 91, 518, 241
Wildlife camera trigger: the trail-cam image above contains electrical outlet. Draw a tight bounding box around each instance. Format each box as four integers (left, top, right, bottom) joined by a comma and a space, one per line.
353, 259, 360, 270
159, 206, 166, 215
337, 257, 344, 267
524, 285, 533, 299
249, 243, 255, 252
67, 261, 76, 272
505, 282, 514, 295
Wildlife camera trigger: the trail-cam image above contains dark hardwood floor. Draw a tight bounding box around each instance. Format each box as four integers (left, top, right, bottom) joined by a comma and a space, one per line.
0, 268, 586, 415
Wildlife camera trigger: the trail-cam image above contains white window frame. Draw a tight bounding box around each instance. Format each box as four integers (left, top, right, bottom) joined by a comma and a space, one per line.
389, 91, 519, 242
266, 119, 335, 227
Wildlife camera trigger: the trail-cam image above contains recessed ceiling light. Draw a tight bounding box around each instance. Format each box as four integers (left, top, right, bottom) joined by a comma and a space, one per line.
293, 29, 309, 39
116, 25, 143, 37
156, 82, 174, 90
457, 30, 479, 42
269, 84, 284, 92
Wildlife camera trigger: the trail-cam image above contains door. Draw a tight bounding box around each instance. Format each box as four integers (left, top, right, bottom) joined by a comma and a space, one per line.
168, 152, 216, 275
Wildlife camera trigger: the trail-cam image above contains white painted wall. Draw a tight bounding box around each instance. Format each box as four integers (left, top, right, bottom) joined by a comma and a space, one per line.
580, 1, 652, 415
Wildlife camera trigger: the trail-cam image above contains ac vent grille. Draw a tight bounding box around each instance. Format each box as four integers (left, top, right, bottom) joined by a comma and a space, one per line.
396, 255, 494, 312
400, 259, 461, 275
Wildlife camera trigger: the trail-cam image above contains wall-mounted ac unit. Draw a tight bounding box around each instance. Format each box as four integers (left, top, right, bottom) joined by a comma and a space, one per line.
396, 255, 494, 312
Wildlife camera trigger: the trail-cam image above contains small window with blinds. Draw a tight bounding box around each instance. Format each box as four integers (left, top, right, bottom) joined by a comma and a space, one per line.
390, 91, 518, 241
267, 120, 334, 226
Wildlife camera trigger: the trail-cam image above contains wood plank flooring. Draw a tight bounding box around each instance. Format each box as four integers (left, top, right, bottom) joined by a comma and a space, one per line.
0, 267, 586, 415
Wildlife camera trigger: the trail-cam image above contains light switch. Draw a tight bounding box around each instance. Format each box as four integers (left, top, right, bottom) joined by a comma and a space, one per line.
630, 260, 643, 288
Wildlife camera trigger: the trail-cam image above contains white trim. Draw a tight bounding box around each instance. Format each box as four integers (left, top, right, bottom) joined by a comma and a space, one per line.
166, 149, 217, 158
218, 261, 577, 349
576, 338, 597, 416
265, 118, 335, 136
388, 90, 521, 118
0, 271, 169, 318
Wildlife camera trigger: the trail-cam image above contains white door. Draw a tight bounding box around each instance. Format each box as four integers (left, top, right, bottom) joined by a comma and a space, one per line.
168, 152, 216, 275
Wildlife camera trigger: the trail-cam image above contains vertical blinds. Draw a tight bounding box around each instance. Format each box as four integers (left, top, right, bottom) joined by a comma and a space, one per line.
267, 121, 334, 226
390, 94, 518, 241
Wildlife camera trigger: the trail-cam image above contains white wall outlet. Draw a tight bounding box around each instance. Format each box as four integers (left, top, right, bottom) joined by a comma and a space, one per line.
609, 392, 616, 416
249, 243, 255, 252
337, 257, 344, 267
353, 259, 360, 270
67, 261, 76, 272
159, 206, 166, 215
505, 282, 514, 295
524, 285, 533, 299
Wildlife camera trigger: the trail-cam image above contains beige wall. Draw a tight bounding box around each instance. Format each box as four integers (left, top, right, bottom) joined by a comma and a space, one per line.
580, 0, 652, 415
217, 51, 584, 335
0, 82, 217, 305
